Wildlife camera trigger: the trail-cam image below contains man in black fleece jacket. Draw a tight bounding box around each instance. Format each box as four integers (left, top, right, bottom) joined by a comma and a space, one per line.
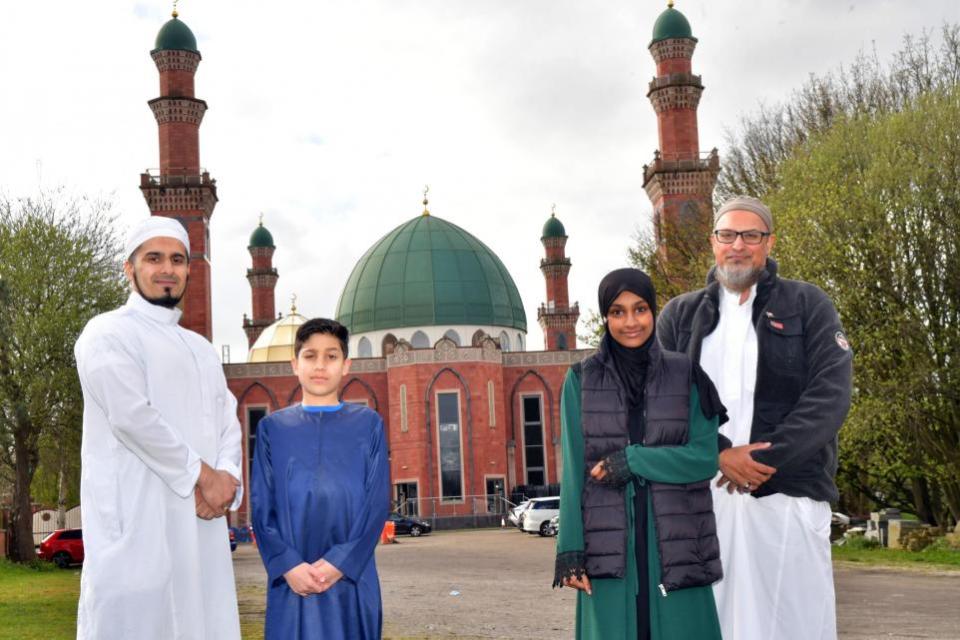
657, 195, 852, 640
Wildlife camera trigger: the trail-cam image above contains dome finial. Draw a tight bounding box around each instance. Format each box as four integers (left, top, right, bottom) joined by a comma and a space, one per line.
422, 185, 430, 217
290, 293, 298, 315
258, 212, 264, 226
667, 0, 674, 8
172, 0, 179, 18
551, 203, 556, 217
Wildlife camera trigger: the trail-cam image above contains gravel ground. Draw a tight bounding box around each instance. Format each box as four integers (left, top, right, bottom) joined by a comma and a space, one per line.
233, 528, 960, 639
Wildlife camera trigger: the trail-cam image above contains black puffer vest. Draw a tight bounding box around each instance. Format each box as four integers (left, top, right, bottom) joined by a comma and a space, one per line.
578, 340, 722, 592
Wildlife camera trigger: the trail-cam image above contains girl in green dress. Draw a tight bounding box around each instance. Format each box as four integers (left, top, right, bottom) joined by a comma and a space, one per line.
554, 268, 725, 640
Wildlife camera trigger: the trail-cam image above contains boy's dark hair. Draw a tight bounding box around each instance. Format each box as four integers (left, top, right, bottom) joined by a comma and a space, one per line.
294, 318, 349, 358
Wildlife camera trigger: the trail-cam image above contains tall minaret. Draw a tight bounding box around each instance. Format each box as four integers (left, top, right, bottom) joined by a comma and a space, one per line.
243, 217, 278, 347
139, 9, 218, 340
642, 1, 719, 248
537, 207, 579, 351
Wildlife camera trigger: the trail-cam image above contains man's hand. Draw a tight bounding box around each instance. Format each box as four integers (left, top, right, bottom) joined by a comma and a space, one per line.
197, 462, 240, 512
194, 487, 221, 520
717, 442, 777, 493
283, 562, 326, 596
310, 559, 344, 593
563, 574, 592, 595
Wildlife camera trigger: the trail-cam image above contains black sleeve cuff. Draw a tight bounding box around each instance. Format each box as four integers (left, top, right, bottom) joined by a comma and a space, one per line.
718, 433, 733, 452
553, 550, 587, 588
596, 449, 632, 487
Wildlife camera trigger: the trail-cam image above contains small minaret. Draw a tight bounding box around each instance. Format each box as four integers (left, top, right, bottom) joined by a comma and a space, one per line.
243, 216, 278, 347
642, 1, 719, 248
139, 8, 218, 340
537, 207, 579, 351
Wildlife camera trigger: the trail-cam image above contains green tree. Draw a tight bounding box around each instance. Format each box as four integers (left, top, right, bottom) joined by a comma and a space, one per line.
719, 25, 960, 201
767, 87, 960, 526
0, 191, 126, 562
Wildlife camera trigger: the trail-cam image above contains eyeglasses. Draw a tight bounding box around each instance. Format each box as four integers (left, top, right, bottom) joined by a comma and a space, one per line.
712, 229, 771, 245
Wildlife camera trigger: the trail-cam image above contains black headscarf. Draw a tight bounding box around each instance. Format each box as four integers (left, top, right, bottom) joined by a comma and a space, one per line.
598, 268, 658, 408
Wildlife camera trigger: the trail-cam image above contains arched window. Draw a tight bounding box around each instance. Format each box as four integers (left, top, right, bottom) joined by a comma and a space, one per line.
411, 330, 430, 348
357, 337, 373, 358
443, 329, 461, 346
499, 331, 511, 352
556, 333, 568, 350
517, 333, 525, 351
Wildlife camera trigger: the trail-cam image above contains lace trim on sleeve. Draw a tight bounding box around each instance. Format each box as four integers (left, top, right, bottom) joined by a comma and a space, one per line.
596, 449, 632, 487
553, 550, 587, 588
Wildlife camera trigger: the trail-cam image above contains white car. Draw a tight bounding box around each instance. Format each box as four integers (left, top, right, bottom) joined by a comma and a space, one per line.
521, 497, 561, 536
507, 500, 532, 527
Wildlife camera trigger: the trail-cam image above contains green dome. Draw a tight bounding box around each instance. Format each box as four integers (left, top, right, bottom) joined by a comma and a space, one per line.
336, 215, 527, 334
542, 213, 566, 239
650, 6, 696, 45
249, 223, 274, 248
153, 16, 199, 54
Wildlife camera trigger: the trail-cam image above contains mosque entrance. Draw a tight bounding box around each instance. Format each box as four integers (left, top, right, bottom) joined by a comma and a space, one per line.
395, 482, 419, 516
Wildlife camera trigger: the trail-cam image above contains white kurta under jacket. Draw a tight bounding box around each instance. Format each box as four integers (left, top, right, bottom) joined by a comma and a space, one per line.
701, 285, 836, 640
74, 293, 242, 640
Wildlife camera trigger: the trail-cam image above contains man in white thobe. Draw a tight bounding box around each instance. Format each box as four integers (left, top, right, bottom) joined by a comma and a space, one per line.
658, 196, 853, 640
75, 217, 242, 640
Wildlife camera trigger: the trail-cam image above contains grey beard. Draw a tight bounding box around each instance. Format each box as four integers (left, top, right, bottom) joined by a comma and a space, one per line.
133, 271, 186, 309
715, 263, 763, 292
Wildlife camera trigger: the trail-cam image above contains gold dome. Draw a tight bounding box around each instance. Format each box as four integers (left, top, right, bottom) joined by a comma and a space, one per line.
247, 311, 308, 363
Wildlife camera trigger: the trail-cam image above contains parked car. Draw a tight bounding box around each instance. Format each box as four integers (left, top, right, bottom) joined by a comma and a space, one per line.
521, 497, 561, 536
37, 528, 84, 568
541, 515, 559, 537
388, 512, 432, 537
508, 500, 532, 528
229, 528, 237, 552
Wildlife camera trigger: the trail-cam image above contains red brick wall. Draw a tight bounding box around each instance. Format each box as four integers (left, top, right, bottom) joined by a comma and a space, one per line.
227, 357, 576, 523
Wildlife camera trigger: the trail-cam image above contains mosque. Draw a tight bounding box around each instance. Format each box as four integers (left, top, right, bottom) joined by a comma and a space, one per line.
140, 3, 717, 526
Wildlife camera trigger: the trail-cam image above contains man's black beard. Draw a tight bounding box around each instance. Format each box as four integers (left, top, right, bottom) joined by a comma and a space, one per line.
133, 271, 187, 309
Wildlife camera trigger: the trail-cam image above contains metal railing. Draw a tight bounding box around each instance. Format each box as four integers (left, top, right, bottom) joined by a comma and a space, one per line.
642, 148, 720, 183
139, 168, 215, 188
395, 494, 515, 519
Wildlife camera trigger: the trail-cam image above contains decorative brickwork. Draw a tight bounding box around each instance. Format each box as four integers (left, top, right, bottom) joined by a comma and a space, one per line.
140, 184, 218, 214
148, 97, 207, 125
649, 38, 697, 63
151, 49, 201, 73
648, 83, 704, 112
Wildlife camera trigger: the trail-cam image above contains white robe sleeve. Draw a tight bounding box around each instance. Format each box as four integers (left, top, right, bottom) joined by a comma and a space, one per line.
76, 333, 202, 498
215, 379, 244, 511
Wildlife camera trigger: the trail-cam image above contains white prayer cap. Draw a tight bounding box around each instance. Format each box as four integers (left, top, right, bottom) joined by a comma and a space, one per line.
125, 216, 190, 261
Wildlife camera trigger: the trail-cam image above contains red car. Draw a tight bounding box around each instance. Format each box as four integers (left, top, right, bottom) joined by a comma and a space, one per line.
38, 528, 84, 568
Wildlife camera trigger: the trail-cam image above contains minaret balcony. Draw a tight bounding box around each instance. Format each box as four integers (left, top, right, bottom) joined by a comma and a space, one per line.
643, 149, 719, 183
537, 301, 580, 318
140, 168, 216, 188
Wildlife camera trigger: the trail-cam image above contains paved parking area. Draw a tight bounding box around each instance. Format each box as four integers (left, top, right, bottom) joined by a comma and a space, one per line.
233, 528, 960, 639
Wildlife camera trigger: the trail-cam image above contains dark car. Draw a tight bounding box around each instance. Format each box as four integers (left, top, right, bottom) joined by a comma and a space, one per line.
37, 528, 84, 568
229, 528, 237, 552
388, 512, 432, 537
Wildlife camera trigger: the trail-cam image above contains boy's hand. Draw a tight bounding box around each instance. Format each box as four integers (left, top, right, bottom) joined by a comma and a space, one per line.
311, 559, 344, 592
284, 562, 325, 596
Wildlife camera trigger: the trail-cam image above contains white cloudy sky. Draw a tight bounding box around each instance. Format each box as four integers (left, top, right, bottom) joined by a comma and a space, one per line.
2, 0, 957, 359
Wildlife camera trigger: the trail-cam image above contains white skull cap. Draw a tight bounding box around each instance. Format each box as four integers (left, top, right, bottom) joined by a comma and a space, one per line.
125, 216, 190, 260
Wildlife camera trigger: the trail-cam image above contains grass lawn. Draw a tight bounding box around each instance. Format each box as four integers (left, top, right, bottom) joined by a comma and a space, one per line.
832, 543, 960, 570
0, 560, 80, 640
